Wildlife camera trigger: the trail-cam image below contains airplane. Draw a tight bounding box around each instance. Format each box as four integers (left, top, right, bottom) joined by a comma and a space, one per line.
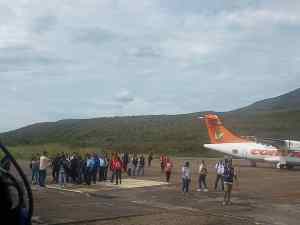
201, 114, 300, 169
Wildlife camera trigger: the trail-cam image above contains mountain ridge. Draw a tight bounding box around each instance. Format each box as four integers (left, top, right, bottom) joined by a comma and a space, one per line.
1, 88, 299, 155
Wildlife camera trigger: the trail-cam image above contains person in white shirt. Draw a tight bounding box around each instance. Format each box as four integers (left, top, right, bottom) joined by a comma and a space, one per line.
39, 151, 50, 187
214, 160, 224, 191
182, 161, 191, 193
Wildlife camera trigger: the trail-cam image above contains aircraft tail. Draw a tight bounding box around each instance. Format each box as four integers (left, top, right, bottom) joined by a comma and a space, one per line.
202, 114, 248, 144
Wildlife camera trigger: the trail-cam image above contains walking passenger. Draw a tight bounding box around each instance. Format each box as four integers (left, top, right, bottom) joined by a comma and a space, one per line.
182, 161, 191, 193
165, 157, 173, 183
197, 160, 208, 192
214, 160, 224, 191
223, 159, 237, 205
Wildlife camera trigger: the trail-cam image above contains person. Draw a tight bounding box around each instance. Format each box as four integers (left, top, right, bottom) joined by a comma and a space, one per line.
137, 154, 145, 176
165, 157, 173, 182
30, 155, 39, 185
122, 152, 129, 172
110, 153, 117, 183
51, 154, 60, 183
114, 156, 123, 185
98, 155, 105, 181
85, 154, 94, 185
132, 154, 138, 176
223, 159, 237, 205
214, 160, 224, 191
197, 160, 208, 192
127, 158, 133, 176
160, 154, 166, 172
77, 155, 84, 184
91, 153, 99, 184
58, 154, 68, 188
70, 154, 80, 183
182, 161, 191, 193
148, 152, 153, 167
104, 154, 109, 181
39, 151, 50, 187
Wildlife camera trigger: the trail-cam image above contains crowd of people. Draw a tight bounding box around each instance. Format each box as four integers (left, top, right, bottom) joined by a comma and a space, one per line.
30, 152, 237, 205
30, 151, 154, 188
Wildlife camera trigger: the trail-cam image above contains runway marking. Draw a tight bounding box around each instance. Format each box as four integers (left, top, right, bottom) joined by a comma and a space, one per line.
44, 179, 168, 193
103, 179, 168, 189
46, 185, 84, 193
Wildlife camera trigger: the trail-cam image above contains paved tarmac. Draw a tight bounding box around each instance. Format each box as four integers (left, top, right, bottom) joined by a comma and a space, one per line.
21, 158, 300, 225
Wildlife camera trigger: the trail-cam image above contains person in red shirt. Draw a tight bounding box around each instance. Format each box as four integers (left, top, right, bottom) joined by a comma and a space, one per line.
165, 157, 173, 183
113, 156, 123, 185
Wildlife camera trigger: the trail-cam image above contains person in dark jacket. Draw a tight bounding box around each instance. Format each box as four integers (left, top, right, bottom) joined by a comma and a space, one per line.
137, 155, 145, 176
51, 154, 60, 183
148, 152, 153, 167
132, 154, 138, 176
58, 154, 68, 187
223, 159, 237, 205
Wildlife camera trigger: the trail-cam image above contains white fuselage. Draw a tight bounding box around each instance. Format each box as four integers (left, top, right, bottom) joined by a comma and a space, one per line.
204, 142, 300, 166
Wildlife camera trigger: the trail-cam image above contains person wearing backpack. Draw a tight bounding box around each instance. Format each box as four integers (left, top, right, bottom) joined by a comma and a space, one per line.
223, 159, 237, 205
197, 160, 208, 192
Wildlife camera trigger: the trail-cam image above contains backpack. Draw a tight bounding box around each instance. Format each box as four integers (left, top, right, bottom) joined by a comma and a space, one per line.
115, 161, 121, 170
223, 166, 234, 182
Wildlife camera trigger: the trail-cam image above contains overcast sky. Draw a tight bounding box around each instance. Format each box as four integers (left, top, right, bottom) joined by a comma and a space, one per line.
0, 0, 300, 132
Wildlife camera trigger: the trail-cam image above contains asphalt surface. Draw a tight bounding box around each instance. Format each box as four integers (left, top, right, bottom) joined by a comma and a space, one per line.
18, 158, 300, 225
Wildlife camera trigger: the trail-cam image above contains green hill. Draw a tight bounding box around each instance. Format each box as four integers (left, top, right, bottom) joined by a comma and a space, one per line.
1, 88, 300, 156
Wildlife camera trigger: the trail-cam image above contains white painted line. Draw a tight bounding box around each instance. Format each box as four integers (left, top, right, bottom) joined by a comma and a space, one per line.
46, 185, 83, 194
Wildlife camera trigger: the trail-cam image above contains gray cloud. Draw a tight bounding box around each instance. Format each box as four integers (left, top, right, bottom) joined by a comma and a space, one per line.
115, 90, 135, 103
0, 0, 299, 132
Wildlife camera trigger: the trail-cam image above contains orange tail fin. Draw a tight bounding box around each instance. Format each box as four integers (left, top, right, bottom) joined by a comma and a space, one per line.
203, 114, 248, 144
